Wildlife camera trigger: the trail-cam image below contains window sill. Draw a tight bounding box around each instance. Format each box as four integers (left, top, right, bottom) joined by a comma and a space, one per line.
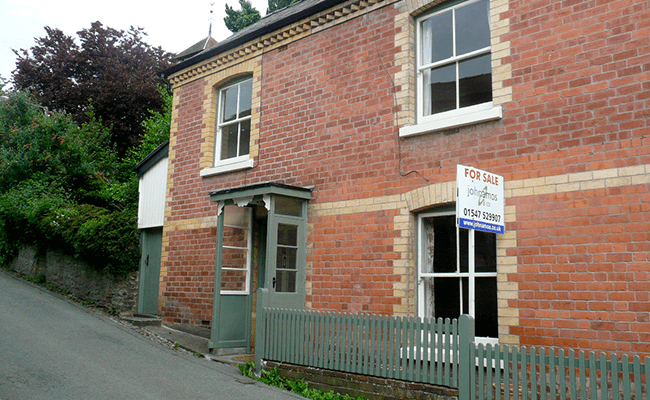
399, 105, 502, 138
200, 158, 254, 177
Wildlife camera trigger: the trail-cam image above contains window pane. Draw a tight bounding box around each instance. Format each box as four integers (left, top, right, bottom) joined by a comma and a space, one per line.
275, 195, 302, 217
427, 64, 456, 115
221, 269, 247, 291
475, 230, 497, 273
239, 119, 250, 157
278, 224, 298, 247
434, 277, 460, 320
223, 226, 248, 249
277, 247, 297, 271
455, 0, 490, 56
422, 11, 453, 64
275, 270, 296, 293
475, 277, 498, 337
223, 205, 250, 227
421, 215, 456, 273
222, 246, 247, 269
238, 79, 252, 118
459, 227, 468, 273
221, 85, 238, 123
459, 54, 492, 108
220, 123, 239, 160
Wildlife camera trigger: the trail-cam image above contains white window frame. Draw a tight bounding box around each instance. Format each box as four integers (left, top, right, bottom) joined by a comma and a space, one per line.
203, 78, 254, 176
400, 0, 501, 137
417, 210, 498, 345
220, 206, 252, 295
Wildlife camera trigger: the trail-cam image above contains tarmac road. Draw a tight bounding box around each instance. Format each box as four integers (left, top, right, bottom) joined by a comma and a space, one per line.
0, 270, 304, 400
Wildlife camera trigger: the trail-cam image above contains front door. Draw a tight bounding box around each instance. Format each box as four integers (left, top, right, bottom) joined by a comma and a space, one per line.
266, 214, 306, 310
138, 227, 162, 315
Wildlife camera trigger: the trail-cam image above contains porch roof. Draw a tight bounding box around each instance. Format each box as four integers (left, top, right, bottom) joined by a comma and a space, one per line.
208, 182, 313, 202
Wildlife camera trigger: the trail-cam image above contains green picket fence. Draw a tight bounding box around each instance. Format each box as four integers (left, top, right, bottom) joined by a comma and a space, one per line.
472, 344, 649, 400
254, 289, 648, 400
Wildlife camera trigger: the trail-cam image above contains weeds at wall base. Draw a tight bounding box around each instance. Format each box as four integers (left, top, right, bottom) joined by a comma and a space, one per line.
239, 361, 367, 400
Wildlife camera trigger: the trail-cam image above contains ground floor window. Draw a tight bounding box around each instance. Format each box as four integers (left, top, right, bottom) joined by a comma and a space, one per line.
418, 209, 498, 341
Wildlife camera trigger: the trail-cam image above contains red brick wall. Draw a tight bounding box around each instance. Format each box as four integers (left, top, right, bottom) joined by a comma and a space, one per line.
510, 185, 650, 355
162, 0, 650, 355
160, 226, 217, 325
499, 0, 650, 356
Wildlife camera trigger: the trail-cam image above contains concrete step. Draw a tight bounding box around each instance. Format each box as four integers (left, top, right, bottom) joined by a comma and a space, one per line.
122, 314, 162, 327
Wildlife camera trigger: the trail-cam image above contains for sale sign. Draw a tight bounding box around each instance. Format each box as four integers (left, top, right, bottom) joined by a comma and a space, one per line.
456, 165, 505, 234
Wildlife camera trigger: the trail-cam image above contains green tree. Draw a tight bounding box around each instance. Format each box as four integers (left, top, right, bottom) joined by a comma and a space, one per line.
0, 91, 141, 276
224, 0, 262, 33
12, 22, 173, 155
267, 0, 303, 14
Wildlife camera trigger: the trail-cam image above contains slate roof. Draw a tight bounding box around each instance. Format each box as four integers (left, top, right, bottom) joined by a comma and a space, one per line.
161, 0, 347, 78
174, 37, 218, 62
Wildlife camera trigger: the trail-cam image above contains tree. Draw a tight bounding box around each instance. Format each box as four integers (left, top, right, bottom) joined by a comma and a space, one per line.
224, 0, 261, 33
267, 0, 303, 14
12, 22, 173, 155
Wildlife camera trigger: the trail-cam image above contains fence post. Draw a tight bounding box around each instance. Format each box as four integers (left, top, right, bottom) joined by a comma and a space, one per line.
458, 314, 475, 400
255, 288, 270, 376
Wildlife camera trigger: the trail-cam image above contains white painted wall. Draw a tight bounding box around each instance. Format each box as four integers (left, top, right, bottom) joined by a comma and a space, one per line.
138, 156, 168, 229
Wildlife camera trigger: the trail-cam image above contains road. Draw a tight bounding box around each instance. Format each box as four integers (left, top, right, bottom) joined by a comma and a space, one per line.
0, 270, 304, 400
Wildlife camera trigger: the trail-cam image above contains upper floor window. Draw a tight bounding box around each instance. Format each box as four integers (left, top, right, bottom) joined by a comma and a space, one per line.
401, 0, 501, 136
215, 78, 252, 167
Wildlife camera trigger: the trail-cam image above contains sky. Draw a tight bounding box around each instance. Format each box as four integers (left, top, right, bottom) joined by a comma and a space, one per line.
0, 0, 269, 88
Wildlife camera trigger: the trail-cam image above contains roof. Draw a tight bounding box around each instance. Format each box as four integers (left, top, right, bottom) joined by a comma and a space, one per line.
162, 0, 347, 78
209, 182, 313, 202
174, 37, 218, 62
134, 141, 169, 178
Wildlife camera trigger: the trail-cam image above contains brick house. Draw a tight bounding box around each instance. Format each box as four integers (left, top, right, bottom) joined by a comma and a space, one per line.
156, 0, 650, 356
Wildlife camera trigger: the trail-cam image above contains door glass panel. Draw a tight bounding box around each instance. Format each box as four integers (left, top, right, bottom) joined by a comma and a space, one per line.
275, 270, 296, 293
277, 246, 297, 271
277, 224, 297, 246
275, 223, 298, 293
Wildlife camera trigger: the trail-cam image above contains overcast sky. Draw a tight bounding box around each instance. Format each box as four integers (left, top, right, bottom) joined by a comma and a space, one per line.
1, 0, 269, 88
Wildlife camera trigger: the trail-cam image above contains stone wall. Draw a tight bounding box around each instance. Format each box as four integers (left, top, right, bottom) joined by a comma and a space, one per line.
265, 361, 458, 400
8, 245, 138, 314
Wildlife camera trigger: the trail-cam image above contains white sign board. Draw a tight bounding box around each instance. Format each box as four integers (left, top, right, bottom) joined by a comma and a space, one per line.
456, 165, 505, 234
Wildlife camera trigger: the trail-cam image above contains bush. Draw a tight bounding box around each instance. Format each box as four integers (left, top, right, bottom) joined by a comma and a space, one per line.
0, 91, 142, 277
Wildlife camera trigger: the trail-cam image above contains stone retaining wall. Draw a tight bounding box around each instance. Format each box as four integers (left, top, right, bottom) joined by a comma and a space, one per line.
8, 245, 138, 314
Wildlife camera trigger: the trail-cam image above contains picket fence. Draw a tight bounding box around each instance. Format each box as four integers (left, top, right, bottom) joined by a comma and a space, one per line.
254, 289, 648, 400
